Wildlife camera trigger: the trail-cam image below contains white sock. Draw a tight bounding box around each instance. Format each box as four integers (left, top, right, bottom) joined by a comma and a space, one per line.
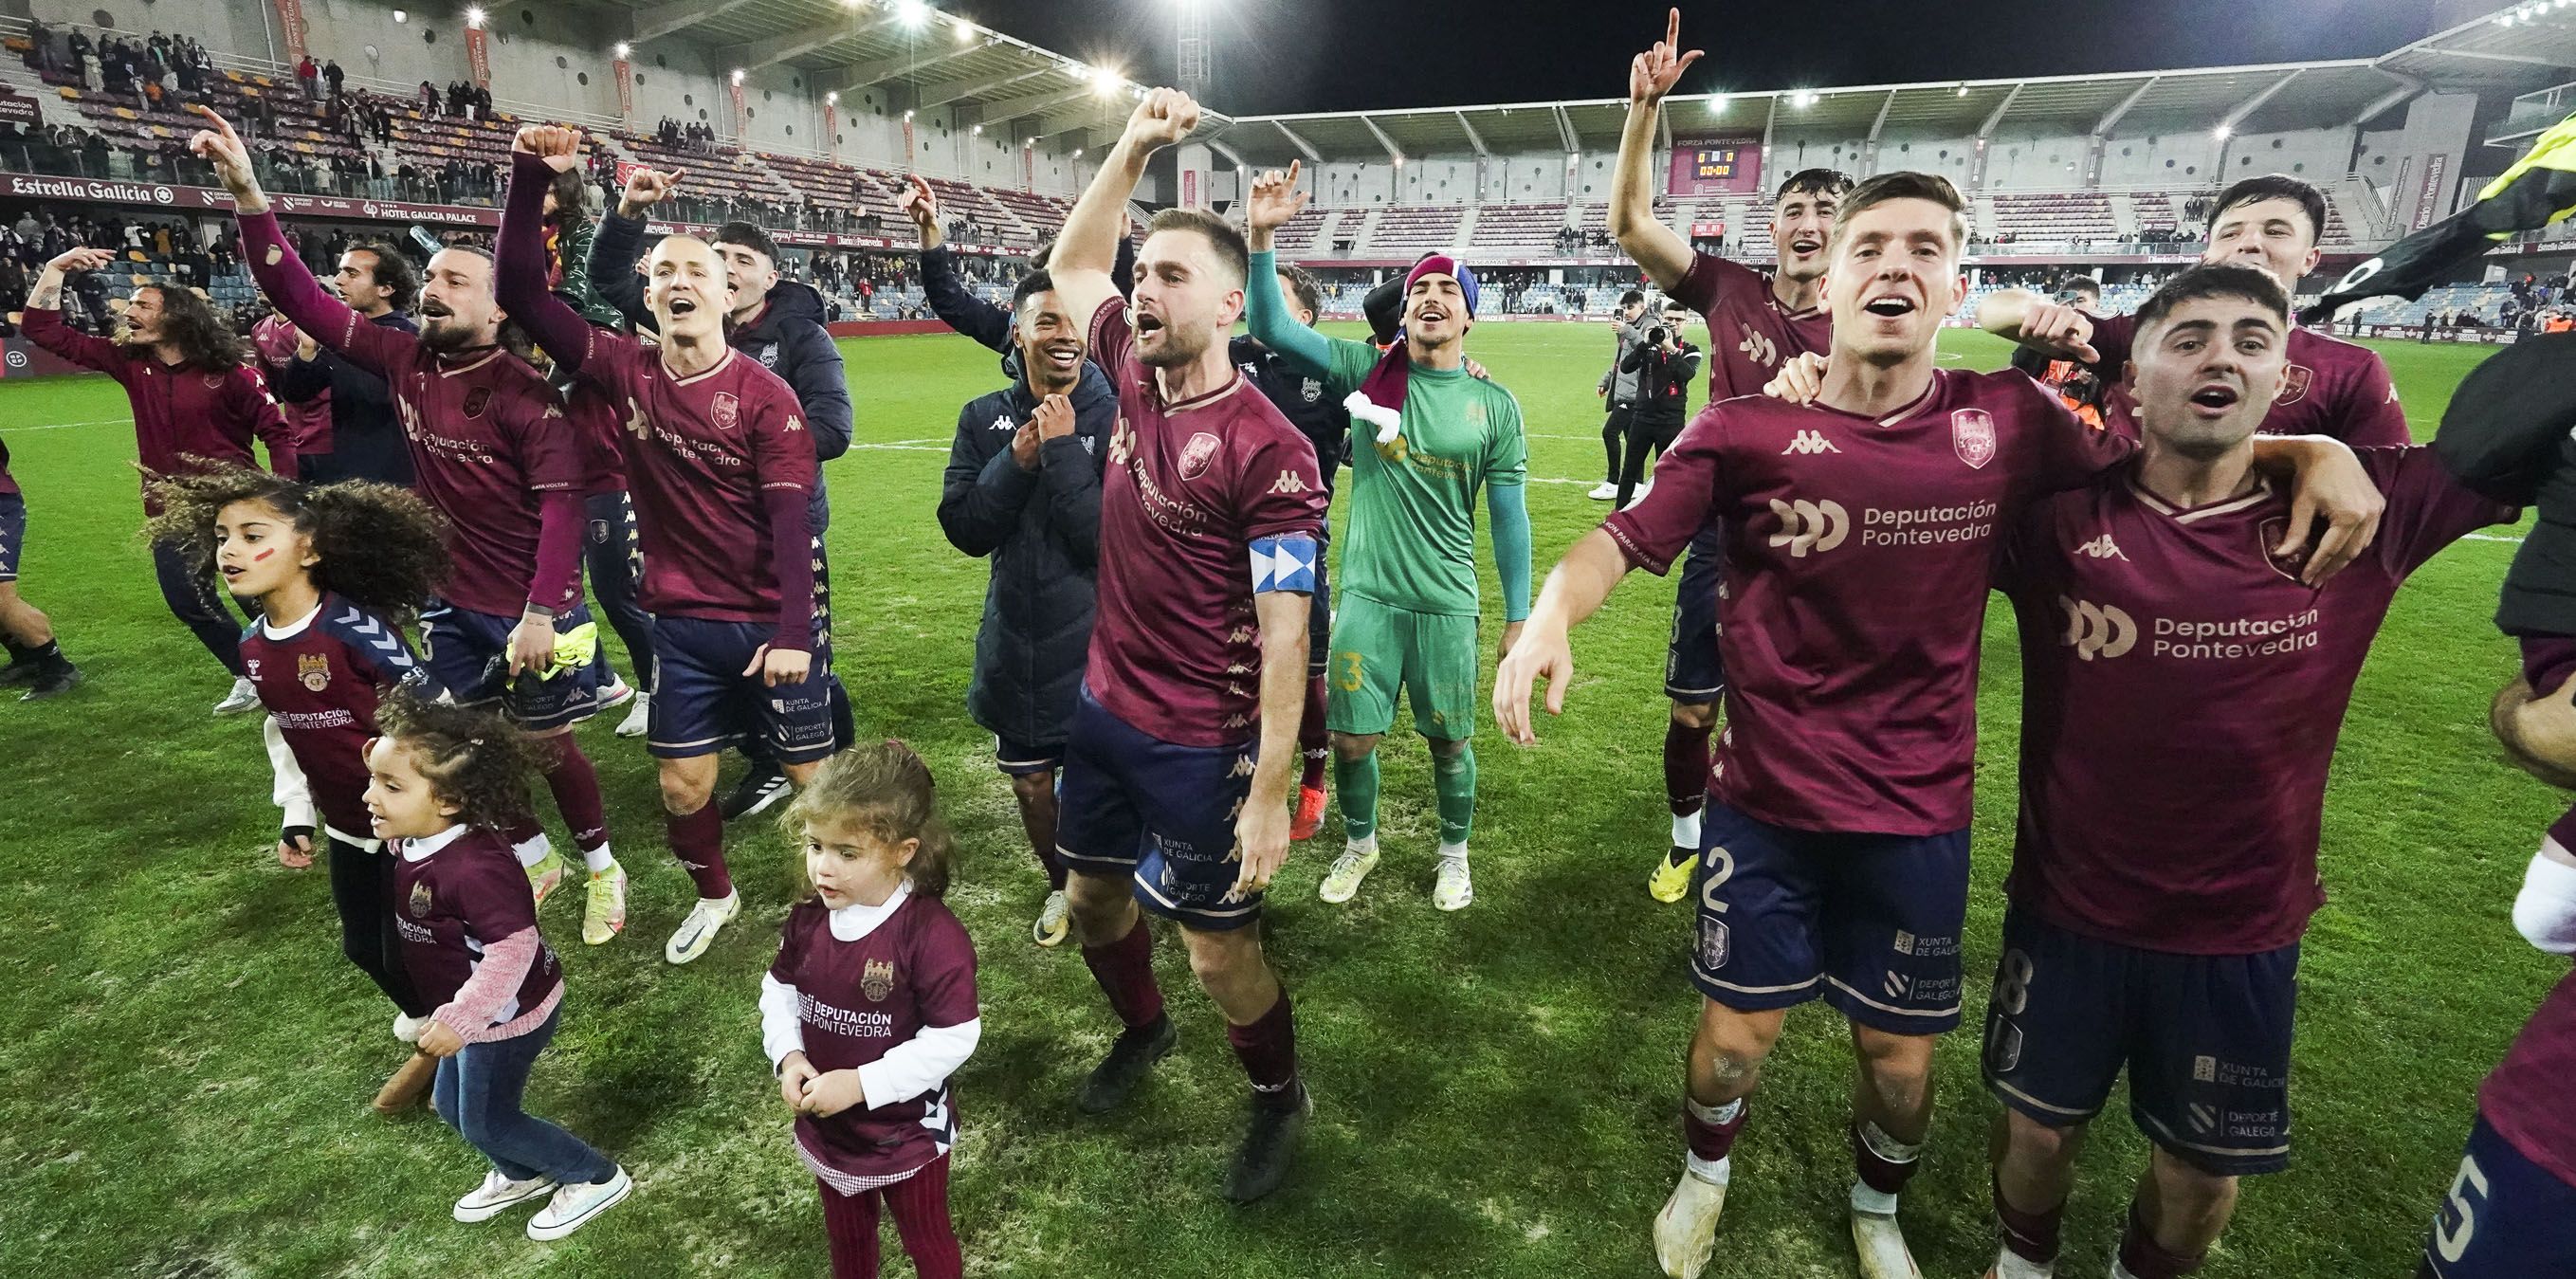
2109, 1263, 2143, 1279
1347, 833, 1379, 856
582, 843, 616, 873
1672, 810, 1703, 850
1436, 840, 1469, 863
1851, 1180, 1899, 1216
1994, 1246, 2054, 1279
511, 831, 554, 869
1684, 1151, 1731, 1185
1851, 1120, 1919, 1216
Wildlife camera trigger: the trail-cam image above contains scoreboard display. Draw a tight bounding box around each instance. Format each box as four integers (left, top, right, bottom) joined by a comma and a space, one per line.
1691, 146, 1742, 181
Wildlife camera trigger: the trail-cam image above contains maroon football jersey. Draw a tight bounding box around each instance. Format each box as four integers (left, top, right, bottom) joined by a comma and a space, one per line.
2090, 317, 2410, 447
0, 436, 15, 497
2482, 952, 2576, 1190
240, 212, 584, 619
1669, 252, 1835, 402
1605, 369, 2131, 835
242, 595, 442, 838
2000, 448, 2511, 953
770, 894, 979, 1181
21, 305, 294, 511
564, 375, 627, 495
391, 826, 563, 1024
1084, 296, 1328, 747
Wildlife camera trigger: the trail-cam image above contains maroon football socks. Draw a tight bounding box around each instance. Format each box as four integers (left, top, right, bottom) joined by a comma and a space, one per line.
667, 802, 732, 899
1081, 914, 1166, 1030
1227, 989, 1302, 1110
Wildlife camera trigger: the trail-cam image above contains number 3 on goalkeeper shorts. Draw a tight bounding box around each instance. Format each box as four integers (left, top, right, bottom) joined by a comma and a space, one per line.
2434, 1153, 2491, 1265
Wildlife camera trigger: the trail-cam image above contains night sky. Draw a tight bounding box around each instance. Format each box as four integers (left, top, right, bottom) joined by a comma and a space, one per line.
957, 0, 2451, 118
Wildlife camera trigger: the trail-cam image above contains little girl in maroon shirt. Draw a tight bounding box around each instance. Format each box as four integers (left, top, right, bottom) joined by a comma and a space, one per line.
362, 693, 631, 1242
760, 742, 981, 1278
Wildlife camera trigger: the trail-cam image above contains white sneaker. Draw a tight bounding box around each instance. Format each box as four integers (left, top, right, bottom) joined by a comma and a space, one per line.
213, 676, 260, 715
1318, 845, 1379, 904
1433, 856, 1473, 910
1032, 888, 1070, 947
1653, 1167, 1728, 1279
393, 1013, 429, 1044
1850, 1207, 1923, 1279
594, 677, 633, 712
526, 1165, 631, 1240
1587, 481, 1618, 501
453, 1169, 557, 1223
615, 691, 650, 739
665, 890, 740, 964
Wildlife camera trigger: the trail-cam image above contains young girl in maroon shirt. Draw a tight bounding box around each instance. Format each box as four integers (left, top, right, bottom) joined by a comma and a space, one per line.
363, 693, 631, 1241
761, 743, 981, 1278
145, 465, 451, 1113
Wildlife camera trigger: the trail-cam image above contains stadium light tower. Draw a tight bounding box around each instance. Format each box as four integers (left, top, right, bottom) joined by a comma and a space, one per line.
1176, 0, 1214, 106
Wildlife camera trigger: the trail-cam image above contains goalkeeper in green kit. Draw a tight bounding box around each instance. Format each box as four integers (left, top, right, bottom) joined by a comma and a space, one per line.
1242, 160, 1533, 911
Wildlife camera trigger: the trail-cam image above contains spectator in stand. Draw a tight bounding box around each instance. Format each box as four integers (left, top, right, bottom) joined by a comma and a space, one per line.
323, 60, 345, 98
297, 55, 320, 100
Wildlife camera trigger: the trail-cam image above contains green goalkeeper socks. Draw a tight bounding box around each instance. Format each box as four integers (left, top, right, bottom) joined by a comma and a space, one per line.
1335, 750, 1380, 842
1434, 741, 1476, 845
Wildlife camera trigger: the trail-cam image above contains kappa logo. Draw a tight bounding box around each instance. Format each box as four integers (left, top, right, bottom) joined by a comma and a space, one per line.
2075, 533, 2128, 559
989, 412, 1016, 432
297, 651, 331, 691
1952, 408, 1997, 469
1270, 469, 1310, 495
711, 392, 740, 431
623, 395, 650, 439
1766, 497, 1849, 557
860, 958, 896, 1002
1179, 431, 1222, 481
1781, 429, 1841, 455
1736, 325, 1778, 369
2058, 595, 2136, 660
1108, 419, 1135, 466
1230, 754, 1256, 778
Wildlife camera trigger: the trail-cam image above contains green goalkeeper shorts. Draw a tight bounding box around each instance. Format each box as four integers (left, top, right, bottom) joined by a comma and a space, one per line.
1325, 594, 1482, 740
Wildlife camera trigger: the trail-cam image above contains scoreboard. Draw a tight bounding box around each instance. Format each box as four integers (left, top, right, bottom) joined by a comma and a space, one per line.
1668, 135, 1763, 195
1690, 146, 1743, 181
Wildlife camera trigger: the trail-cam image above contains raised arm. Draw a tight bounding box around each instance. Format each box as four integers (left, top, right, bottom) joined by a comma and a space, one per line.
590, 164, 678, 332
498, 130, 614, 377
904, 174, 1014, 354
187, 103, 412, 376
1241, 162, 1338, 379
20, 247, 123, 371
1051, 87, 1201, 332
1610, 9, 1702, 292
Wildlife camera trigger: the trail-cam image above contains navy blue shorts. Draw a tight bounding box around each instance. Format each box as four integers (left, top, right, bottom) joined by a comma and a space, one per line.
1665, 524, 1726, 703
1982, 907, 2297, 1176
1054, 687, 1260, 932
996, 735, 1063, 777
1690, 801, 1969, 1033
2421, 1116, 2576, 1277
0, 491, 24, 583
647, 614, 837, 764
418, 600, 603, 731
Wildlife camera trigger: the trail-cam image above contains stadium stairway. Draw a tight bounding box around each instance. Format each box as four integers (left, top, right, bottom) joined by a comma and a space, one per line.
1453, 205, 1480, 252
2108, 194, 2140, 240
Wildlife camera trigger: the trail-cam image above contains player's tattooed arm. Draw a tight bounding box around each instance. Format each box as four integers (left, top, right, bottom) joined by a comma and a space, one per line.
1494, 529, 1636, 744
1612, 9, 1703, 291
28, 247, 111, 310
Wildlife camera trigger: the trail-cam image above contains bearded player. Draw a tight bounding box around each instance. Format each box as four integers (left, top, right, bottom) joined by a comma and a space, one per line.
1980, 174, 2409, 448
498, 124, 833, 965
1981, 265, 2512, 1279
192, 104, 628, 943
1043, 88, 1329, 1203
1615, 10, 1846, 904
1495, 173, 2384, 1279
1241, 158, 1531, 912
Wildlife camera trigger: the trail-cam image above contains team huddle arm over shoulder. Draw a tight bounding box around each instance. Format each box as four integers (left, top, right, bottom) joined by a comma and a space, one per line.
2357, 446, 2518, 578
1242, 247, 1337, 380
237, 213, 412, 378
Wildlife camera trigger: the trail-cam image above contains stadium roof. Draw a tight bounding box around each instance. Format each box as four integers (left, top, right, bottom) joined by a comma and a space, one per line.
1204, 59, 2442, 167
592, 0, 1234, 144
2381, 1, 2576, 97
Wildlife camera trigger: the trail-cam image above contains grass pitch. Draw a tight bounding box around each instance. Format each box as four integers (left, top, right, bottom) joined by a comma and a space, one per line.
0, 323, 2557, 1277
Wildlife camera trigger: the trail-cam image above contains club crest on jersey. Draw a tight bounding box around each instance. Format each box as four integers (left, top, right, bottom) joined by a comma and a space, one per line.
1179, 431, 1221, 481
712, 392, 740, 431
861, 959, 895, 1002
408, 880, 432, 919
1951, 409, 1996, 470
1301, 377, 1324, 403
2275, 364, 2313, 407
462, 387, 491, 419
2254, 516, 2310, 583
298, 652, 331, 691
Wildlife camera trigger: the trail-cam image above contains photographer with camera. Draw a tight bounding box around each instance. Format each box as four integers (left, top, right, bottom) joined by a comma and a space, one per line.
1591, 289, 1653, 500
1612, 299, 1701, 509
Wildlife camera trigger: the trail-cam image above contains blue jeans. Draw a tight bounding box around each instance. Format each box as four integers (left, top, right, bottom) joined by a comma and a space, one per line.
432, 1005, 614, 1185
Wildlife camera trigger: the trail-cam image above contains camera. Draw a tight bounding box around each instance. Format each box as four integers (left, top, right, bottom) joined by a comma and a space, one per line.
1646, 325, 1671, 346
